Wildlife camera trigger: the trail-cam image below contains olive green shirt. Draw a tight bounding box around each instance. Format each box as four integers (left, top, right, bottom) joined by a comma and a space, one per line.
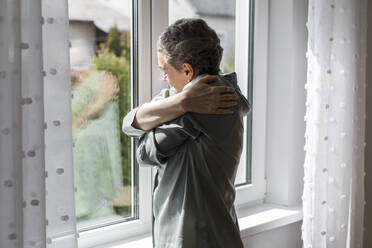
122, 73, 250, 248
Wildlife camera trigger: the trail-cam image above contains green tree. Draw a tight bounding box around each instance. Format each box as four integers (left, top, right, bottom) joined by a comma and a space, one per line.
107, 26, 123, 57
120, 32, 131, 61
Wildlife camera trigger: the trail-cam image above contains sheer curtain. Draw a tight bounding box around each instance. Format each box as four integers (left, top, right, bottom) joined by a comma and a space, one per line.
0, 0, 78, 247
302, 0, 367, 247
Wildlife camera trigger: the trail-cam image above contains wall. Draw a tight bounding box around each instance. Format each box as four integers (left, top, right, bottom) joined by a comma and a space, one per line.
363, 2, 372, 248
265, 0, 307, 206
242, 222, 302, 248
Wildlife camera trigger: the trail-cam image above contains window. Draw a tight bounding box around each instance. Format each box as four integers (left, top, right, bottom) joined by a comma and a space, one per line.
69, 0, 137, 230
234, 0, 267, 206
74, 0, 268, 246
73, 1, 152, 247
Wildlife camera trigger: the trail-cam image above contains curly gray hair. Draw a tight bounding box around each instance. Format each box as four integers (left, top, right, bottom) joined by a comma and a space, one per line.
157, 18, 223, 75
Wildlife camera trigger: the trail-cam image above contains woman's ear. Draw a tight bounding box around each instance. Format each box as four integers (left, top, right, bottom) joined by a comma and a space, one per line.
182, 62, 194, 82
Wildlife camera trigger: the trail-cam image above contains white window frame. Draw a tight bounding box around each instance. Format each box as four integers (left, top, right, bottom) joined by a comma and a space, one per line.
77, 0, 271, 247
234, 0, 269, 207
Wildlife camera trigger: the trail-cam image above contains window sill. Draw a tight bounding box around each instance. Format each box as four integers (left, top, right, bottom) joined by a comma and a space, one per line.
236, 203, 302, 238
103, 203, 303, 248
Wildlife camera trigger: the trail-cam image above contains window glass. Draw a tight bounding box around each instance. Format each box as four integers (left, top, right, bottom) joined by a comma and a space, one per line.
68, 0, 136, 230
168, 0, 252, 185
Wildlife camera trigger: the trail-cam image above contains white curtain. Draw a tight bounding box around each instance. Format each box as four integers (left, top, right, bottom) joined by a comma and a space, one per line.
303, 0, 367, 248
0, 0, 78, 247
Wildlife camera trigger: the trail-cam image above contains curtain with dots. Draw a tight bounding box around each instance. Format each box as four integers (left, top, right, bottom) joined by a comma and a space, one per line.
302, 0, 367, 248
0, 0, 78, 247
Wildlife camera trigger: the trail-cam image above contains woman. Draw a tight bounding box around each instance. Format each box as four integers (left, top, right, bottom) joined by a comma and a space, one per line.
123, 19, 249, 248
71, 70, 123, 220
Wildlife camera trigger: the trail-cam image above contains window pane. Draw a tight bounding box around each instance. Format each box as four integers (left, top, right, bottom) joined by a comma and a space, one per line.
168, 0, 252, 185
68, 0, 136, 230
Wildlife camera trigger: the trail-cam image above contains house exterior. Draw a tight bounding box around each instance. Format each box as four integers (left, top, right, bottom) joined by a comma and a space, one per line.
68, 0, 131, 70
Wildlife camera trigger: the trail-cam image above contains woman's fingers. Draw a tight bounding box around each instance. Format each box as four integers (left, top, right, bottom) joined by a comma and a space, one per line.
213, 86, 236, 94
219, 93, 238, 101
217, 101, 238, 108
182, 74, 240, 114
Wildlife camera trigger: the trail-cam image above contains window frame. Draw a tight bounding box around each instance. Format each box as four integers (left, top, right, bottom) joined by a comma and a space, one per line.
234, 0, 269, 207
76, 0, 270, 246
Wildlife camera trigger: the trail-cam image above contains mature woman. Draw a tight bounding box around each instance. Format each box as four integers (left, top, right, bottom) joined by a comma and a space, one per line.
72, 70, 123, 220
123, 19, 250, 248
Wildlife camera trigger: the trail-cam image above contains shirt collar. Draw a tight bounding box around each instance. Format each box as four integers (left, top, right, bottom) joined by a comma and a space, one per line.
181, 74, 208, 91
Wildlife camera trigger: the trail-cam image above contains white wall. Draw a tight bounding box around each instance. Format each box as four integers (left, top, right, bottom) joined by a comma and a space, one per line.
265, 0, 307, 206
242, 222, 302, 248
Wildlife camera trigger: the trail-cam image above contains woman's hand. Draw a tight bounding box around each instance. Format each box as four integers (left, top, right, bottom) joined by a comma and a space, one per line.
181, 75, 238, 114
96, 72, 120, 104
75, 73, 120, 128
128, 75, 238, 131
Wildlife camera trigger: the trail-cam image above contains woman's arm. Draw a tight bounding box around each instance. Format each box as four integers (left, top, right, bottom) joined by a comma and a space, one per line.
137, 114, 199, 166
133, 75, 238, 131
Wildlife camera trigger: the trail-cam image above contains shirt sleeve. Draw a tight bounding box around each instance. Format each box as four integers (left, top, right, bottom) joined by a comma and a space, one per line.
122, 88, 171, 138
122, 107, 147, 137
136, 114, 200, 167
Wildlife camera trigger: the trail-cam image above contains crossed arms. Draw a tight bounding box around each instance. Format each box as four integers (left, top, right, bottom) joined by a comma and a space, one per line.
122, 75, 238, 166
131, 75, 238, 131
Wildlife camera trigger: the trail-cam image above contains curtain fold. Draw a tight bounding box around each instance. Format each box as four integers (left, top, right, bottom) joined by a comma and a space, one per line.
302, 0, 367, 247
0, 0, 78, 247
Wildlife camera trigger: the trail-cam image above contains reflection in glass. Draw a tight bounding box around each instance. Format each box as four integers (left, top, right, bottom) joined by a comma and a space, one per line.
68, 0, 134, 229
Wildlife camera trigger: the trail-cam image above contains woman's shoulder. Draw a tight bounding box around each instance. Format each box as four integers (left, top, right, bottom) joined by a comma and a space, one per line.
151, 87, 174, 102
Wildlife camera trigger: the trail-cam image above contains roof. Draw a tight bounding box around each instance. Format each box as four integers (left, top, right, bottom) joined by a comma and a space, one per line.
68, 0, 235, 33
185, 0, 236, 18
68, 0, 131, 32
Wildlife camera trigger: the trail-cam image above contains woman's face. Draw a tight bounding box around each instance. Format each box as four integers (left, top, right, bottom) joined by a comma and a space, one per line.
157, 52, 193, 92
